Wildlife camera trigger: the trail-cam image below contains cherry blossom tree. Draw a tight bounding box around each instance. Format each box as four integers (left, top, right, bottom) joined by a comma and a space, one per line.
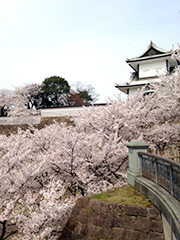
0, 126, 77, 240
0, 84, 41, 121
0, 48, 179, 239
9, 84, 41, 117
0, 89, 13, 116
171, 43, 180, 62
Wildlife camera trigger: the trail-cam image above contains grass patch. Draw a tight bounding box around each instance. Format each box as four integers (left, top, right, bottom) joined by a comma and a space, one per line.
91, 185, 152, 208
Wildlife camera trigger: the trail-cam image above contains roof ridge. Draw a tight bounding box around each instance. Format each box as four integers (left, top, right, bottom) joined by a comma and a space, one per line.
127, 41, 170, 61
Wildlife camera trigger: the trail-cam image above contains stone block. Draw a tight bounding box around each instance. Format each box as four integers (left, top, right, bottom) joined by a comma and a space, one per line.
111, 203, 126, 216
113, 215, 136, 229
75, 197, 89, 208
71, 232, 84, 240
76, 208, 92, 224
71, 205, 81, 216
80, 224, 88, 236
112, 228, 147, 240
112, 227, 128, 240
125, 205, 148, 217
91, 212, 113, 228
74, 222, 83, 234
133, 216, 151, 233
87, 224, 110, 239
65, 218, 78, 231
147, 231, 165, 240
150, 219, 163, 233
89, 199, 102, 212
128, 230, 147, 240
100, 202, 117, 215
147, 207, 161, 220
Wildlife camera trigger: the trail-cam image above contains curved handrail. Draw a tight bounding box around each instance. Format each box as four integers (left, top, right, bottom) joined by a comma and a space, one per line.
138, 152, 180, 168
138, 152, 180, 202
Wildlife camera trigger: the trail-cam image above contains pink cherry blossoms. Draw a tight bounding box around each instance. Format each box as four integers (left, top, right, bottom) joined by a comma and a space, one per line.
0, 51, 179, 239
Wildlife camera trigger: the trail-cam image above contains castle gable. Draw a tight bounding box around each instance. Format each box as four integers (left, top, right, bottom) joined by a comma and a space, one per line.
138, 41, 169, 58
140, 47, 164, 57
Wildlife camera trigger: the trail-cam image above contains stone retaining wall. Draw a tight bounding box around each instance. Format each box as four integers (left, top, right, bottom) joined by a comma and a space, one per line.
0, 116, 41, 125
59, 197, 164, 240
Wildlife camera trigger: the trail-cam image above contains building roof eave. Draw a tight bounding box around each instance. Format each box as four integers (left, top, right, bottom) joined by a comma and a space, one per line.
115, 83, 146, 94
126, 52, 172, 63
115, 77, 161, 91
115, 83, 146, 89
115, 86, 129, 94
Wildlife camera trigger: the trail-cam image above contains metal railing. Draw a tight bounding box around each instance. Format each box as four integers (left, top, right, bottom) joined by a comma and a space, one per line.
138, 152, 180, 202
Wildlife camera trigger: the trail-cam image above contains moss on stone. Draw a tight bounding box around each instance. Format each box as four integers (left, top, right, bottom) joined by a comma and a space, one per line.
91, 184, 152, 208
87, 206, 95, 212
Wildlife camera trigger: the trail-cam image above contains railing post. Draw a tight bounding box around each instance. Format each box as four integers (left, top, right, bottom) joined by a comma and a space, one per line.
154, 158, 158, 184
126, 140, 149, 186
170, 165, 174, 196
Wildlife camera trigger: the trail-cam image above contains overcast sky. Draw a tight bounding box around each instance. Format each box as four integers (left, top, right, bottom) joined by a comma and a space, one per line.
0, 0, 179, 102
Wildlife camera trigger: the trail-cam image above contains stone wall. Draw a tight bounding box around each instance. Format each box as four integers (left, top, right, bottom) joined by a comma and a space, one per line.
0, 116, 41, 125
59, 197, 164, 240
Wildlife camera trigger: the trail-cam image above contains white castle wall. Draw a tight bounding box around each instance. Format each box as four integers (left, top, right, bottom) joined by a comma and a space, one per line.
139, 60, 166, 78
